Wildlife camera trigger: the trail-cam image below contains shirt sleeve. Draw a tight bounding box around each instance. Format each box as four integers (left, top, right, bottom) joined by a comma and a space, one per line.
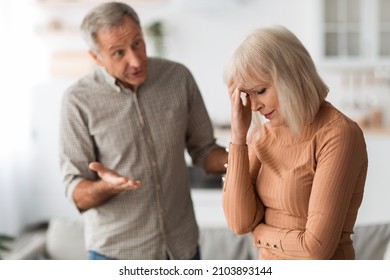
59, 88, 97, 203
252, 120, 368, 259
223, 142, 264, 235
184, 71, 218, 167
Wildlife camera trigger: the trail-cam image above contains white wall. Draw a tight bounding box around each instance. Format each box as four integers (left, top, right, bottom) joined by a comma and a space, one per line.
136, 0, 321, 123
0, 0, 46, 235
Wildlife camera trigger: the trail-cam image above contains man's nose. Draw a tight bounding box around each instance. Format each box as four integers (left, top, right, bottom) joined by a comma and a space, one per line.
125, 50, 142, 68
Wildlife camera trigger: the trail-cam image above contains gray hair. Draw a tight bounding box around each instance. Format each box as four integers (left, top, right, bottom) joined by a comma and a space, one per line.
80, 2, 141, 53
224, 26, 329, 134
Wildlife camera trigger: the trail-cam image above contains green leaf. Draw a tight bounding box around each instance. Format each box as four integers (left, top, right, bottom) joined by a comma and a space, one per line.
0, 244, 10, 251
0, 234, 14, 253
0, 235, 14, 242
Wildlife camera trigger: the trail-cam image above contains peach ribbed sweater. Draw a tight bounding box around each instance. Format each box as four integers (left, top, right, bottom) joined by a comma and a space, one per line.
223, 101, 368, 259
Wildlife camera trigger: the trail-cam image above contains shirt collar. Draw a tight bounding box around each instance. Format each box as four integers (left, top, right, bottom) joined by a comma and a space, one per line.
99, 67, 122, 93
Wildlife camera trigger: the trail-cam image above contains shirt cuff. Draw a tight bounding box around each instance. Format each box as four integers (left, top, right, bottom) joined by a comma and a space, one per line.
228, 142, 248, 153
64, 176, 83, 204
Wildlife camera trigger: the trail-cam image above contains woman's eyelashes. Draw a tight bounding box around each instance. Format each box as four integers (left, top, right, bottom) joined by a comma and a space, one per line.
256, 88, 267, 95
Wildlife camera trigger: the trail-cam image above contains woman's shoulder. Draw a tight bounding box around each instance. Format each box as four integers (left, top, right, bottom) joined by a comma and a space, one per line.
313, 101, 365, 143
315, 101, 360, 128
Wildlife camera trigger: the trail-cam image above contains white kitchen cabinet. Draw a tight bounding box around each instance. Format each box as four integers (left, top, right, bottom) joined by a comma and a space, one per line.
321, 0, 390, 64
356, 130, 390, 226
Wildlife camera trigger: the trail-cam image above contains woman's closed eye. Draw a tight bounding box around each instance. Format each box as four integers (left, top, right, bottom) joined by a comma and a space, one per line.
256, 88, 267, 95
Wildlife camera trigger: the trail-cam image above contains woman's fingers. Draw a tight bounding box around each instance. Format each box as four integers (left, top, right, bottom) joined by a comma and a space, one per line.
231, 87, 242, 107
227, 83, 236, 97
229, 86, 252, 145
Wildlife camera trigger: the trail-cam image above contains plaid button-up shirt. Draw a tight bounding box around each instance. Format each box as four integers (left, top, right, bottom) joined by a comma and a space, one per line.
59, 57, 218, 259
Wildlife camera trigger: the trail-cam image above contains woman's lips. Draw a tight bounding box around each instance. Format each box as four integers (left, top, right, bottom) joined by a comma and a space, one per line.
264, 110, 274, 119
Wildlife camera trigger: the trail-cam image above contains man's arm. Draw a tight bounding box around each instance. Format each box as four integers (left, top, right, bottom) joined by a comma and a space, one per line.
203, 146, 228, 175
73, 162, 142, 211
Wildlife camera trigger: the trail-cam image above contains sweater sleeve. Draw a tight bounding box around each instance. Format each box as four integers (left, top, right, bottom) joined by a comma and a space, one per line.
251, 120, 368, 259
222, 142, 264, 235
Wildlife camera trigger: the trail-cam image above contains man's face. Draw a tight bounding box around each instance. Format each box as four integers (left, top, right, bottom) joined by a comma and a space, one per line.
90, 16, 148, 91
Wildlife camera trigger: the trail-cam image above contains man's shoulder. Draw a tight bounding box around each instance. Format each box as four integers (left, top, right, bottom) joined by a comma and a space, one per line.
64, 68, 106, 98
148, 57, 191, 75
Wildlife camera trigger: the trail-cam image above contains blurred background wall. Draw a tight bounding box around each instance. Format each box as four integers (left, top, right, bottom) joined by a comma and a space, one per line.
1, 0, 390, 235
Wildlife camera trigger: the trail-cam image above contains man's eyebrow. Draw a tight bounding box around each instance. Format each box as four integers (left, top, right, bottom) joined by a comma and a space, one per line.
108, 45, 122, 51
106, 33, 143, 51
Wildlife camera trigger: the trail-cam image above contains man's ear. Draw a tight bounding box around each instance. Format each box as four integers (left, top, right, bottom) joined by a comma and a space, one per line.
88, 50, 104, 67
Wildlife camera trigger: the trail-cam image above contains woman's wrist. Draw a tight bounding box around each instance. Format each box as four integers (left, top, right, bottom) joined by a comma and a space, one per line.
230, 136, 247, 146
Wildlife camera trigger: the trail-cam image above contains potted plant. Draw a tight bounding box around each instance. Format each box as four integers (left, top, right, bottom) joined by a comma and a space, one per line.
0, 234, 14, 260
146, 20, 165, 57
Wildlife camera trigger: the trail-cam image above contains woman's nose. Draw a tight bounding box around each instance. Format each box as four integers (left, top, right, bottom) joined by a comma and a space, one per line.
251, 98, 263, 111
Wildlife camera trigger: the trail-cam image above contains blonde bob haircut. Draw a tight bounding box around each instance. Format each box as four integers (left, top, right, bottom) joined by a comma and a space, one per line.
224, 26, 328, 134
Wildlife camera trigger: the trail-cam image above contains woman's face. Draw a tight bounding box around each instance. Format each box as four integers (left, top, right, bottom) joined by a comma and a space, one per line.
240, 80, 284, 127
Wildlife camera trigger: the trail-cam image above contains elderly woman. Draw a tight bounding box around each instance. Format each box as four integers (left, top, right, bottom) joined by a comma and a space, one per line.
223, 26, 368, 260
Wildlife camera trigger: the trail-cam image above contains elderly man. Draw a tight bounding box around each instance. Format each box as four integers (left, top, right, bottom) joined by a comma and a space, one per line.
59, 1, 227, 260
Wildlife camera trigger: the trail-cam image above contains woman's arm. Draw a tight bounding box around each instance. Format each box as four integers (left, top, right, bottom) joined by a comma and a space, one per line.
251, 121, 368, 259
223, 85, 265, 235
223, 143, 264, 235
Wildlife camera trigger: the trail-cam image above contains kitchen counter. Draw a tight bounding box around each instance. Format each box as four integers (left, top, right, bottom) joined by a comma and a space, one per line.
191, 188, 227, 228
